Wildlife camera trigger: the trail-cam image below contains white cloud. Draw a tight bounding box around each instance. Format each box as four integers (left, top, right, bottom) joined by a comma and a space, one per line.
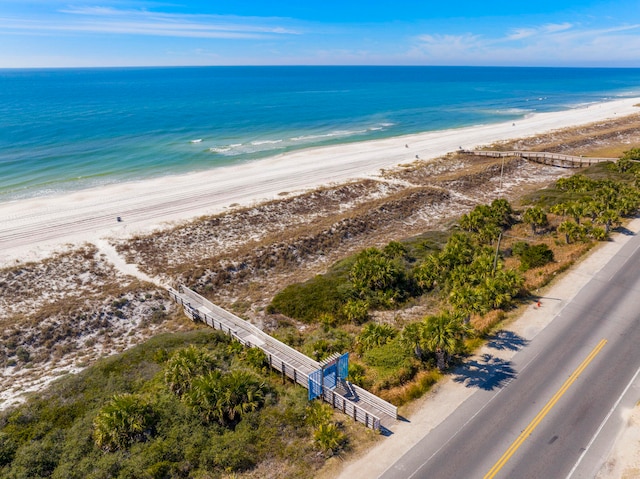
410, 21, 640, 66
1, 6, 301, 39
413, 33, 486, 58
506, 23, 572, 41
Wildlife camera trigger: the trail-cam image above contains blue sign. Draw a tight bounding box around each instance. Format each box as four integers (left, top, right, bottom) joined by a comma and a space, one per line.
308, 368, 323, 400
324, 362, 337, 390
338, 352, 349, 380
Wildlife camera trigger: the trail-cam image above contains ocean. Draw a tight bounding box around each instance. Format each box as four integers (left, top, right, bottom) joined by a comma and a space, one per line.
1, 66, 640, 202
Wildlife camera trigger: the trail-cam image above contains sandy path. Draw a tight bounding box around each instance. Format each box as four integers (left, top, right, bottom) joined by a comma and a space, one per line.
1, 97, 638, 267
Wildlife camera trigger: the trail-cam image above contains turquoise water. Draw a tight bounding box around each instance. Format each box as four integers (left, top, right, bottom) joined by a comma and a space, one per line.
1, 66, 640, 201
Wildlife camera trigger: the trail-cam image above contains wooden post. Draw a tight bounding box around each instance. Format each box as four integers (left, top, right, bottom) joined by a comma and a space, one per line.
281, 362, 285, 384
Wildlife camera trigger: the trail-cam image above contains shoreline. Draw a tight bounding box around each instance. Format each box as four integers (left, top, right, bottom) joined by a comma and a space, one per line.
1, 96, 639, 267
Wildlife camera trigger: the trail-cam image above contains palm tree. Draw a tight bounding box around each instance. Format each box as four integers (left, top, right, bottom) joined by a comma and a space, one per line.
93, 394, 156, 451
383, 241, 408, 259
557, 220, 580, 244
400, 322, 425, 359
616, 193, 640, 217
306, 402, 334, 428
448, 285, 479, 315
596, 209, 620, 234
222, 371, 267, 424
186, 370, 267, 426
584, 199, 606, 222
341, 298, 369, 324
440, 233, 475, 269
413, 254, 443, 292
565, 201, 585, 224
490, 198, 514, 228
522, 206, 548, 234
550, 202, 570, 219
186, 370, 225, 424
422, 312, 469, 370
476, 224, 501, 245
459, 208, 486, 233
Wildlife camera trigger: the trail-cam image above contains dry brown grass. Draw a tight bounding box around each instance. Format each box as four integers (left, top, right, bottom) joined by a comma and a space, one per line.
470, 310, 507, 335
501, 220, 594, 293
377, 369, 443, 406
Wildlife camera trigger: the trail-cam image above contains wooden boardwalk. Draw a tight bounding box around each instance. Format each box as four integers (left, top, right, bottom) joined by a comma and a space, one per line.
168, 285, 398, 431
464, 150, 617, 168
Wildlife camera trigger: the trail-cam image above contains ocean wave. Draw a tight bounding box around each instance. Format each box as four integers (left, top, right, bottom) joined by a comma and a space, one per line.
290, 123, 392, 142
207, 122, 395, 157
251, 139, 283, 145
494, 108, 534, 115
291, 129, 364, 141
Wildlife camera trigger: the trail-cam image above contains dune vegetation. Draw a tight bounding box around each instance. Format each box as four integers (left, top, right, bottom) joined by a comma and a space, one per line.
1, 139, 639, 478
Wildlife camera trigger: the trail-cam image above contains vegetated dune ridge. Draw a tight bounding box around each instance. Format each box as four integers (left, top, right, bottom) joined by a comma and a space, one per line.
2, 107, 640, 414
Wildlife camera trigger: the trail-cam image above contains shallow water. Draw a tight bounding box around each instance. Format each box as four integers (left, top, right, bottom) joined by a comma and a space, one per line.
1, 66, 639, 201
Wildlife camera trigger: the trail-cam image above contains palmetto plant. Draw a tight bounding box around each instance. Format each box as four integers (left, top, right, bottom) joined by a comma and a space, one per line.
356, 323, 397, 353
93, 394, 156, 451
186, 370, 267, 426
313, 423, 346, 456
164, 345, 217, 397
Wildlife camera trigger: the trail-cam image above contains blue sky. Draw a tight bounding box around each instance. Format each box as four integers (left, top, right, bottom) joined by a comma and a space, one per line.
1, 0, 640, 68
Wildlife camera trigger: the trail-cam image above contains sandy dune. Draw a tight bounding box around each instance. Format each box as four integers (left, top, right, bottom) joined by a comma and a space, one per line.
1, 97, 638, 267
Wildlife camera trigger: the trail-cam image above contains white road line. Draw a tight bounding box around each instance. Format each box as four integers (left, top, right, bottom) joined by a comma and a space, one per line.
389, 348, 545, 479
565, 365, 640, 479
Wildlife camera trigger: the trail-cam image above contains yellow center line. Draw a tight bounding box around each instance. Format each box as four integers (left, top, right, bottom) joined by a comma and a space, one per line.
483, 338, 608, 479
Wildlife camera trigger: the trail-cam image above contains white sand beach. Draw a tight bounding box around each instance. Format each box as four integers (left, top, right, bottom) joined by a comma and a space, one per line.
1, 97, 639, 266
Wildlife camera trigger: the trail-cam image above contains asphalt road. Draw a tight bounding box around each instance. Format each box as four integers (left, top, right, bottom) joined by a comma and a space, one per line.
380, 231, 640, 479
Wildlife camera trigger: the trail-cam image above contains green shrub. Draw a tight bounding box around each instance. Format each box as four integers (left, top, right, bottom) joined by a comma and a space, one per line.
0, 432, 18, 467
514, 243, 554, 271
347, 363, 367, 388
268, 274, 349, 323
363, 337, 412, 372
340, 298, 369, 324
201, 428, 258, 472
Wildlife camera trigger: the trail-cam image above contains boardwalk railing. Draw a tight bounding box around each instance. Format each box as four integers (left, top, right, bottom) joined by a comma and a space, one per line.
168, 285, 397, 431
464, 150, 617, 168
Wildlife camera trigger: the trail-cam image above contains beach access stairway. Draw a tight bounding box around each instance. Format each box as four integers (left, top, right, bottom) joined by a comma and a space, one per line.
463, 150, 618, 168
168, 285, 398, 431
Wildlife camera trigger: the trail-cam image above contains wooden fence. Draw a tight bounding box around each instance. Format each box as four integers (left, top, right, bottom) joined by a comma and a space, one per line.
464, 150, 617, 168
168, 286, 397, 431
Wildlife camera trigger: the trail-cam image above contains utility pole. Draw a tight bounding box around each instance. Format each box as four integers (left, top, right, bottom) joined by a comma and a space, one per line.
492, 232, 503, 275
